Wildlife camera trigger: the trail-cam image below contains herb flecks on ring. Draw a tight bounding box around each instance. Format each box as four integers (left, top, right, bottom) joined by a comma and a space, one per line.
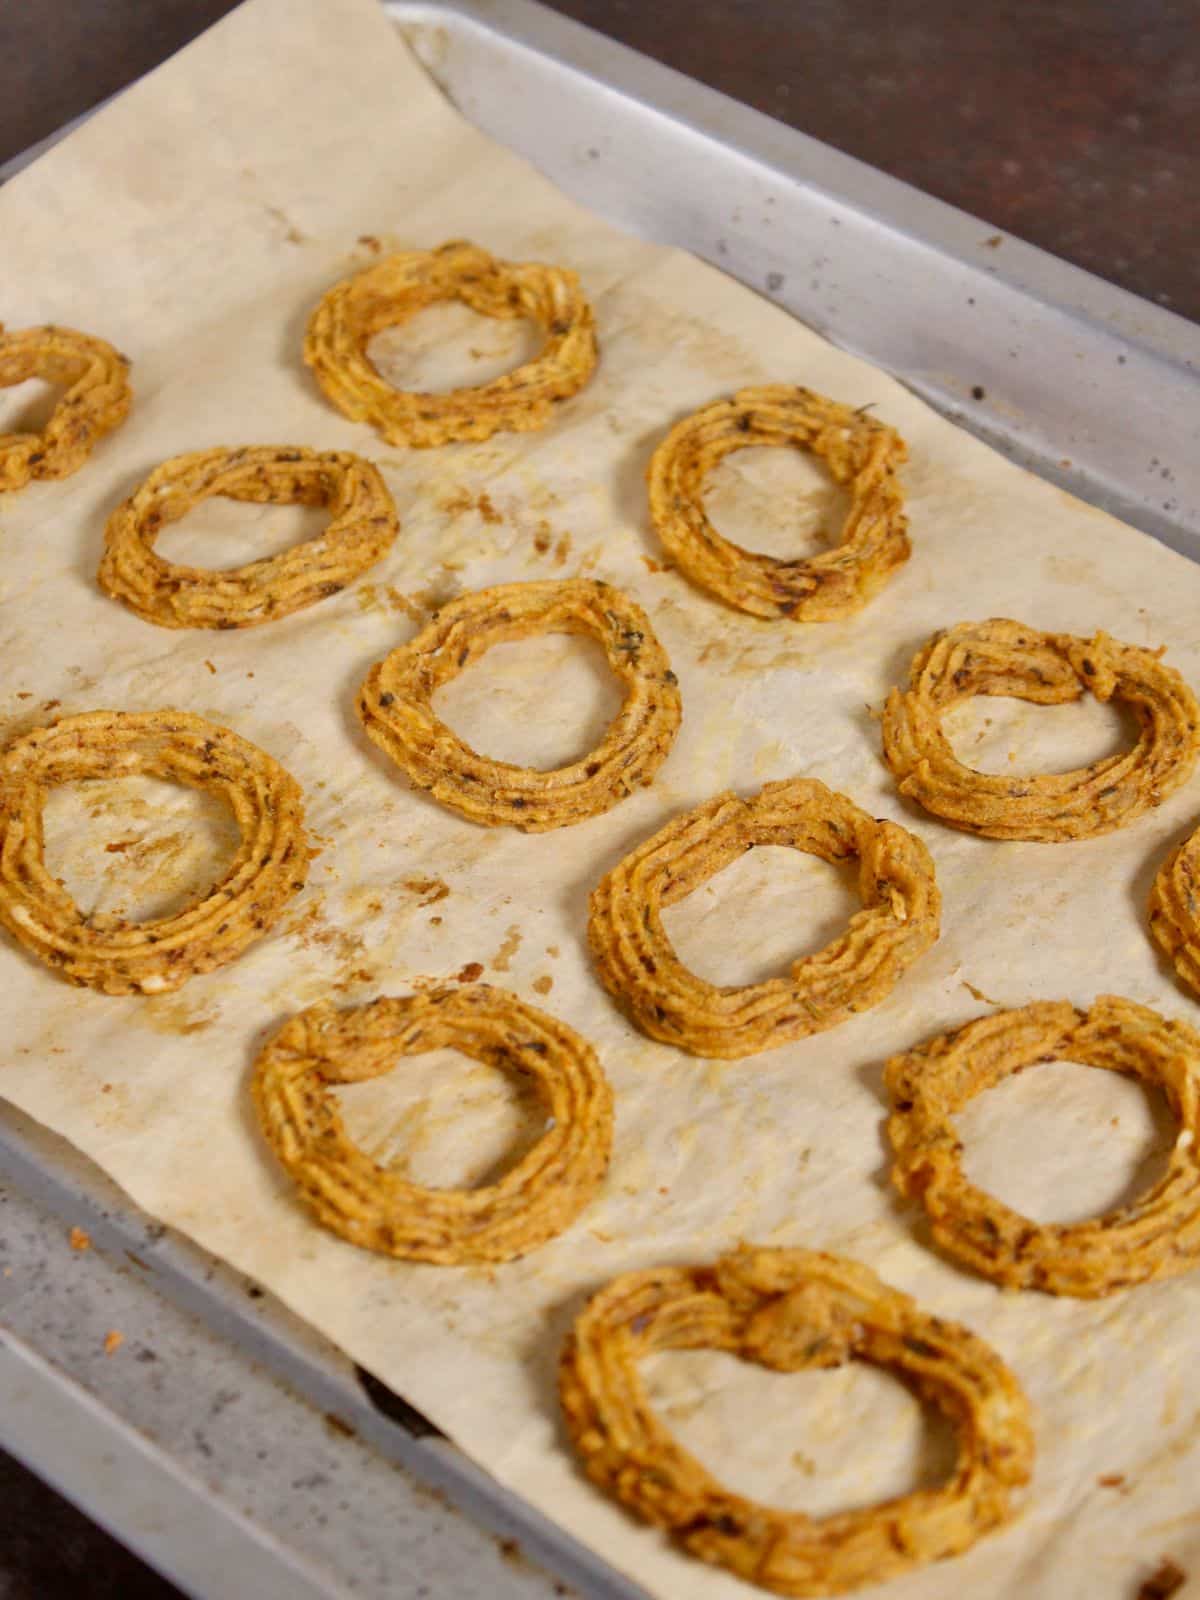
588, 777, 939, 1059
1148, 826, 1200, 998
647, 384, 909, 621
100, 446, 398, 630
560, 1246, 1033, 1595
886, 995, 1200, 1297
357, 578, 681, 832
0, 710, 309, 994
882, 618, 1200, 841
304, 240, 597, 447
0, 323, 132, 494
253, 984, 613, 1264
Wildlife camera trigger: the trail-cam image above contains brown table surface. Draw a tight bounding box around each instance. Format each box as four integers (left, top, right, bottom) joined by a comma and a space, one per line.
2, 1, 1199, 1596
4, 0, 1200, 321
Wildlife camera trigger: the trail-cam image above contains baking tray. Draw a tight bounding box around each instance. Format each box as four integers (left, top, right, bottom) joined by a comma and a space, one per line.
3, 2, 1200, 1596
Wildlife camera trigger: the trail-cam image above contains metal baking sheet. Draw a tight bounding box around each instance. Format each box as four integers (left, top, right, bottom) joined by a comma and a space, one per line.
3, 1, 1200, 1595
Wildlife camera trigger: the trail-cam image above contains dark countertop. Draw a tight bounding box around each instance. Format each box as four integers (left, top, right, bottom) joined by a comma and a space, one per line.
1, 2, 1199, 1597
4, 0, 1199, 321
550, 0, 1200, 323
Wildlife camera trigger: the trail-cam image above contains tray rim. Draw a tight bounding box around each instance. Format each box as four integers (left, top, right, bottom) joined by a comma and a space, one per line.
6, 0, 1197, 370
390, 0, 1200, 368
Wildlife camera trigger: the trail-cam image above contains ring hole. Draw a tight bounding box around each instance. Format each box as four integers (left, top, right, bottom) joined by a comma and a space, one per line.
433, 634, 624, 771
703, 446, 853, 561
661, 846, 860, 987
332, 1047, 545, 1189
943, 693, 1138, 778
41, 777, 241, 923
959, 1061, 1177, 1224
367, 302, 543, 395
154, 496, 331, 571
0, 377, 61, 436
643, 1348, 957, 1515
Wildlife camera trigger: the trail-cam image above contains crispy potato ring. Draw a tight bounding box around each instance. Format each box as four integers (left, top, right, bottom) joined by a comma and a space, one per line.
252, 983, 613, 1263
588, 777, 940, 1059
0, 323, 131, 493
98, 445, 398, 630
357, 578, 681, 832
303, 240, 598, 447
646, 385, 909, 621
881, 618, 1200, 841
886, 995, 1200, 1297
559, 1245, 1033, 1596
1147, 825, 1200, 998
0, 710, 309, 995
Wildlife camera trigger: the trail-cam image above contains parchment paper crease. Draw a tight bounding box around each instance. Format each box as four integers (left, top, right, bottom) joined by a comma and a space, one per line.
2, 1, 1199, 1594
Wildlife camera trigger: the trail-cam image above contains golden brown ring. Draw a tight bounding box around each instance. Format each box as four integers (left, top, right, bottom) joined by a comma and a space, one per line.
1147, 824, 1200, 998
587, 777, 940, 1059
886, 995, 1200, 1297
0, 710, 309, 995
252, 983, 613, 1263
357, 578, 682, 832
646, 385, 909, 621
98, 445, 398, 629
559, 1245, 1033, 1597
0, 323, 132, 493
881, 618, 1200, 841
303, 240, 598, 447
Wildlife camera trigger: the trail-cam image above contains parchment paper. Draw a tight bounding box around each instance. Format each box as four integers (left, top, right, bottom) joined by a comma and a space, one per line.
2, 1, 1199, 1594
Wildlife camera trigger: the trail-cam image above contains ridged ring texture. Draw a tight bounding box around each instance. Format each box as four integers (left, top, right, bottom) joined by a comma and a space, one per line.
99, 445, 398, 629
252, 984, 614, 1263
646, 384, 909, 620
1147, 823, 1200, 998
357, 578, 682, 832
559, 1246, 1033, 1596
886, 995, 1200, 1297
0, 322, 132, 493
304, 240, 598, 447
588, 777, 940, 1059
881, 618, 1200, 841
0, 709, 309, 995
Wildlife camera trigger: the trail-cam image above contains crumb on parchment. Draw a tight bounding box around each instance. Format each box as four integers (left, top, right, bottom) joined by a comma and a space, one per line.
103, 1329, 124, 1356
1138, 1559, 1186, 1600
69, 1226, 91, 1251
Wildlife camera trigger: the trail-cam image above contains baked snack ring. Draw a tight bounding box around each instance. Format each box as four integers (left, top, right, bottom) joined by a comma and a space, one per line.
0, 710, 308, 995
0, 323, 131, 493
99, 445, 398, 629
886, 995, 1200, 1297
646, 385, 909, 620
881, 618, 1200, 841
304, 240, 598, 447
252, 984, 613, 1263
559, 1246, 1033, 1597
357, 578, 681, 832
588, 777, 940, 1058
1147, 824, 1200, 998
